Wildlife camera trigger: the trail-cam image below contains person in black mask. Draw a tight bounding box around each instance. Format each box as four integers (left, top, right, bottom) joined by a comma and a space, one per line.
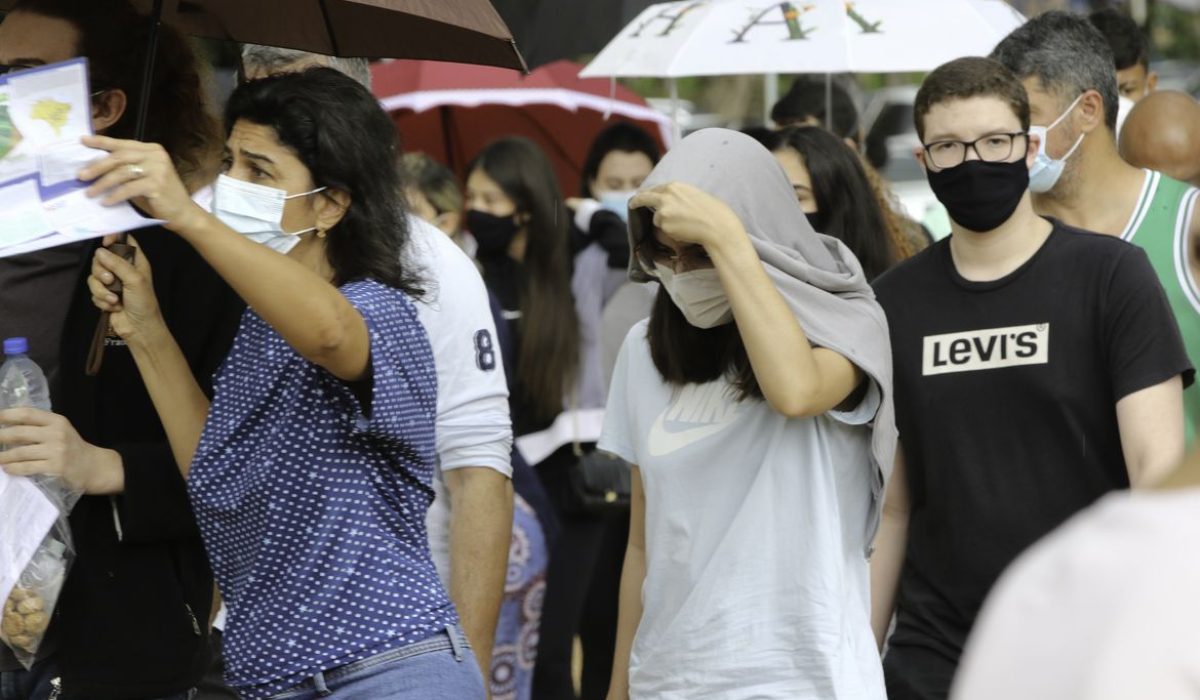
869, 56, 1191, 700
465, 138, 620, 700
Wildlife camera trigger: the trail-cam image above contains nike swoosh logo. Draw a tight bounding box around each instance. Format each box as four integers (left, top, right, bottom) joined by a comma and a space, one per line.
647, 411, 739, 457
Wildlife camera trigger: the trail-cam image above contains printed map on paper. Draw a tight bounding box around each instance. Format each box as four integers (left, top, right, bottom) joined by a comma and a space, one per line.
0, 58, 157, 258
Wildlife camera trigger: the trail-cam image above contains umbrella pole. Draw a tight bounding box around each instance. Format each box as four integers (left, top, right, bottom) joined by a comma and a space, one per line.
669, 77, 681, 143
88, 0, 162, 376
764, 73, 778, 126
135, 0, 165, 141
439, 106, 457, 174
825, 72, 832, 131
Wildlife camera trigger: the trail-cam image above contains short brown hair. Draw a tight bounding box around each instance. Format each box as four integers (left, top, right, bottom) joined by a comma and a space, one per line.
913, 56, 1030, 141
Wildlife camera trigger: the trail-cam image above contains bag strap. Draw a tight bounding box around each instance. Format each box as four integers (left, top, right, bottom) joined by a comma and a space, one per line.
569, 386, 583, 458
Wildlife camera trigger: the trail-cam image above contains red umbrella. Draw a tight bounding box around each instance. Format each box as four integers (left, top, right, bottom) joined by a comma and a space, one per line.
372, 59, 672, 196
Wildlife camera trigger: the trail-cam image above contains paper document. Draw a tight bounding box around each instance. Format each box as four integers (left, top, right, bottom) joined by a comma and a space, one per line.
0, 58, 157, 259
0, 470, 58, 606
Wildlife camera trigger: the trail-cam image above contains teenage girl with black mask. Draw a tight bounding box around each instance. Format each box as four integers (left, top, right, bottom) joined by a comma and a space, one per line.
466, 138, 615, 699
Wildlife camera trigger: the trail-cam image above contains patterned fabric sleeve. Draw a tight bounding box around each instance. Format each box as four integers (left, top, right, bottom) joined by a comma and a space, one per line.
321, 280, 438, 455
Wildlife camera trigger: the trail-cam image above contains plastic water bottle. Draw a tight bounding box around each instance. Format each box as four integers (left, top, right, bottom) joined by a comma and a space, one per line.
0, 337, 52, 412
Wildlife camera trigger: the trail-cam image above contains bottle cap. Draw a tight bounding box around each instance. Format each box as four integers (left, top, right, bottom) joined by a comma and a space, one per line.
3, 337, 28, 355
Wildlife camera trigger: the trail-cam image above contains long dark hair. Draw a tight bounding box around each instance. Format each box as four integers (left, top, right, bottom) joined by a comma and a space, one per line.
12, 0, 221, 188
646, 288, 763, 402
225, 68, 421, 296
765, 126, 898, 281
579, 121, 661, 197
470, 138, 579, 423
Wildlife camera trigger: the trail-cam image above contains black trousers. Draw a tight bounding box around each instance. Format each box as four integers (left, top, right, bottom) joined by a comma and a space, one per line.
193, 631, 238, 700
883, 643, 958, 700
531, 457, 628, 700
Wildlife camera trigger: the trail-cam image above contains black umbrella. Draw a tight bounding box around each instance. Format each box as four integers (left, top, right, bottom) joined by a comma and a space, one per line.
22, 0, 528, 139
492, 0, 654, 68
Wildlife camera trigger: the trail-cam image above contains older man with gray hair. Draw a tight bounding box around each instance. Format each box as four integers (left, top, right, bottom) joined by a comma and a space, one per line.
196, 45, 516, 700
991, 11, 1200, 447
240, 44, 373, 87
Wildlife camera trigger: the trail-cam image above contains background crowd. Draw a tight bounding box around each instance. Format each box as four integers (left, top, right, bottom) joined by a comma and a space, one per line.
0, 1, 1198, 700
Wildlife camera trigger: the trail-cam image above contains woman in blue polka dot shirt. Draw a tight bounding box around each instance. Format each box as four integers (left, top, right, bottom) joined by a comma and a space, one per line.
80, 68, 486, 699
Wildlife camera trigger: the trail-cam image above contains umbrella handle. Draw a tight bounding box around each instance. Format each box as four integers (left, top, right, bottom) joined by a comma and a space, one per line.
85, 243, 137, 377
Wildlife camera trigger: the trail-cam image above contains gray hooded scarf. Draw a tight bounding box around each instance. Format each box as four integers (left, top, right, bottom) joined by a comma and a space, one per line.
628, 128, 897, 549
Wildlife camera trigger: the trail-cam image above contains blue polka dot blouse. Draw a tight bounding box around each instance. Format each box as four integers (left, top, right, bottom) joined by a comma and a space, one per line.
188, 279, 453, 699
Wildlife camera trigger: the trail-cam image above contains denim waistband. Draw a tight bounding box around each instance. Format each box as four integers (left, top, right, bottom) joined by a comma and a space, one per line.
274, 625, 468, 698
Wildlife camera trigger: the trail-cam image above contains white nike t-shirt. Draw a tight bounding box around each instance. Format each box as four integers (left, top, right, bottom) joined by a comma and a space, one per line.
406, 216, 513, 580
598, 320, 885, 700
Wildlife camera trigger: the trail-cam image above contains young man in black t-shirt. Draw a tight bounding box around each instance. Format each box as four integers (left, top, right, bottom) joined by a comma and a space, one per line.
869, 56, 1192, 700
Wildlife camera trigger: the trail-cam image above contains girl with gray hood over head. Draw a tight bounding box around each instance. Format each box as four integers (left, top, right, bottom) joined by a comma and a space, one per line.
598, 129, 895, 700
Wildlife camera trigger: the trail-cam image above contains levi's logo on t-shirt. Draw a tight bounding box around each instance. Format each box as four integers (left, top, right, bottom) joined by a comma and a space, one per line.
922, 323, 1049, 376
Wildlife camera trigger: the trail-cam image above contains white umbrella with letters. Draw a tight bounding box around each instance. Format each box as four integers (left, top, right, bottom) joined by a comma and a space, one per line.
580, 0, 1026, 131
581, 0, 1026, 77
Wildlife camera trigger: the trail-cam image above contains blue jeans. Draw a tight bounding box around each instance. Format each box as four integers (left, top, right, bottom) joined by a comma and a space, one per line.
265, 626, 485, 700
0, 657, 194, 700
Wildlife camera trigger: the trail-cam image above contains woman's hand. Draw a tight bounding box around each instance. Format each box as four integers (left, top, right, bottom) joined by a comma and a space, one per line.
629, 182, 747, 251
0, 409, 124, 495
88, 234, 166, 347
78, 135, 205, 232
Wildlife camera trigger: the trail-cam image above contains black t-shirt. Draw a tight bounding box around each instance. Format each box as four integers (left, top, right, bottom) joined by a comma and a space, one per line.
872, 221, 1193, 699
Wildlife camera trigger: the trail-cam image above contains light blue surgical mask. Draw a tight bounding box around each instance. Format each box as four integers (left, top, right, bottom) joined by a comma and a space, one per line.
212, 174, 326, 255
1028, 94, 1086, 194
597, 190, 637, 224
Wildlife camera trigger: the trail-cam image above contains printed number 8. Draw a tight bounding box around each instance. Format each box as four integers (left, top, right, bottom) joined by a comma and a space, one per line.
475, 330, 496, 372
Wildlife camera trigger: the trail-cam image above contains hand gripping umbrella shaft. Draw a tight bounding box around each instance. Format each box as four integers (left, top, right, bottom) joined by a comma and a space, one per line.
87, 0, 161, 376
85, 243, 138, 377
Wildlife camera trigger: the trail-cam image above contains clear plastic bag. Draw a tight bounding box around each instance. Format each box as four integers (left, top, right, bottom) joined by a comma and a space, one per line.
0, 477, 77, 669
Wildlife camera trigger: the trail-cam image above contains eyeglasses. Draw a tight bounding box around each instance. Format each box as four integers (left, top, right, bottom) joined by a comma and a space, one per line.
922, 132, 1029, 170
637, 239, 712, 274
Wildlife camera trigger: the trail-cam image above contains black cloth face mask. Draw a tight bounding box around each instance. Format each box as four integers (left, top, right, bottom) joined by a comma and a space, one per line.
926, 159, 1029, 233
466, 209, 520, 255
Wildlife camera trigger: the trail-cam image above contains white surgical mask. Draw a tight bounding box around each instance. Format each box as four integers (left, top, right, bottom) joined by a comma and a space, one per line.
212, 174, 326, 255
1028, 93, 1086, 194
1115, 95, 1135, 146
597, 190, 637, 224
655, 263, 733, 329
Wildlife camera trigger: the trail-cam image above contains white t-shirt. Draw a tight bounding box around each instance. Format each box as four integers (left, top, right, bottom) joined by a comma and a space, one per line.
598, 320, 885, 700
406, 216, 513, 581
951, 488, 1200, 700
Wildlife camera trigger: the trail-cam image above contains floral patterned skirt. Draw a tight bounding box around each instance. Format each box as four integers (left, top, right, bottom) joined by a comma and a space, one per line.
490, 494, 549, 700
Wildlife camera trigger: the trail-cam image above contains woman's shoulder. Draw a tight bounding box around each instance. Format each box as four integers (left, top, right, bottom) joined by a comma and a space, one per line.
340, 277, 417, 304
339, 279, 425, 330
623, 317, 652, 351
613, 318, 655, 378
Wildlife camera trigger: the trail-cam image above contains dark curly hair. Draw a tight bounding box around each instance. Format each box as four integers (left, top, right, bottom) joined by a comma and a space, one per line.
225, 68, 422, 296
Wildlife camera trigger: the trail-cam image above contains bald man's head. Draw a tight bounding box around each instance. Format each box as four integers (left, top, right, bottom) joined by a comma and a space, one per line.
1119, 90, 1200, 186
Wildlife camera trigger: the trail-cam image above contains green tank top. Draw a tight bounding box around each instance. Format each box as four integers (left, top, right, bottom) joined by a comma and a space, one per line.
1122, 170, 1200, 446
